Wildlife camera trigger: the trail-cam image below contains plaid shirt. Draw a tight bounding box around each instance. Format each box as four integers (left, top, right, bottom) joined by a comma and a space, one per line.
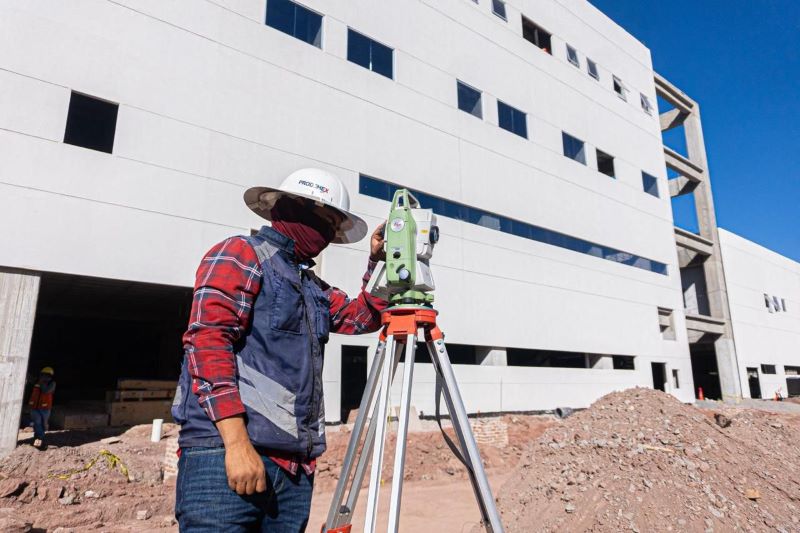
183, 236, 386, 474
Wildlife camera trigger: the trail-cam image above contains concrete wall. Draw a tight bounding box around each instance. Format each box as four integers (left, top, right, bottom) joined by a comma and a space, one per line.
0, 0, 694, 421
718, 229, 800, 398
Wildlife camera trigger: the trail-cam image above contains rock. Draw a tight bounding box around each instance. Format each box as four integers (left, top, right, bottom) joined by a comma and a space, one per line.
161, 515, 177, 526
0, 478, 24, 498
52, 528, 76, 533
643, 479, 654, 489
745, 488, 761, 500
713, 413, 731, 428
0, 516, 33, 533
17, 484, 36, 504
58, 493, 76, 505
100, 436, 122, 444
84, 490, 100, 498
136, 509, 152, 520
769, 422, 783, 429
565, 503, 576, 513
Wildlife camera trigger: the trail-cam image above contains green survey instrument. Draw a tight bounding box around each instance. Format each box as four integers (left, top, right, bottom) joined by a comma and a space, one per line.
367, 189, 440, 306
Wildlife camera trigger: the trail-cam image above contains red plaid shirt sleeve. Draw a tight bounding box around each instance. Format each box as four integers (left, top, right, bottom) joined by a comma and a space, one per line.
327, 260, 388, 334
183, 238, 387, 423
183, 237, 262, 422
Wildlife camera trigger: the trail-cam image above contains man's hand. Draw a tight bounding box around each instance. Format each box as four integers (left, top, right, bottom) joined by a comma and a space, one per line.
216, 416, 267, 495
370, 222, 386, 262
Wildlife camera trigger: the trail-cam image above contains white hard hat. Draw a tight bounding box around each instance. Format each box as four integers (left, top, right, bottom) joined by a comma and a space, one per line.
244, 168, 368, 244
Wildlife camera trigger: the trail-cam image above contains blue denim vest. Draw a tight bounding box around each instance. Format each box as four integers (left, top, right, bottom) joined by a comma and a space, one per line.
173, 226, 330, 458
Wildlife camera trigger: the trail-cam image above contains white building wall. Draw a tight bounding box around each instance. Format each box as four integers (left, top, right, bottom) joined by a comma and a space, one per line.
718, 229, 800, 399
0, 0, 694, 421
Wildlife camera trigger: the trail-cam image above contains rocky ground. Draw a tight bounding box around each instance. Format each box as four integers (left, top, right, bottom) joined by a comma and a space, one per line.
2, 390, 799, 532
496, 388, 800, 533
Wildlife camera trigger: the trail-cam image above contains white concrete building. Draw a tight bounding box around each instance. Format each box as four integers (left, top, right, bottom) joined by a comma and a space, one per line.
1, 0, 707, 451
718, 229, 800, 400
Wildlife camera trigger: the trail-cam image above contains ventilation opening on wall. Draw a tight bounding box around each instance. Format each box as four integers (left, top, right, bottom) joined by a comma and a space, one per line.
521, 17, 551, 53
63, 92, 119, 154
507, 349, 635, 370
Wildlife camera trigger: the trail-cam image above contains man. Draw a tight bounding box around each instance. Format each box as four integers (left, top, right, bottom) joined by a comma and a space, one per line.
28, 366, 56, 449
173, 168, 387, 532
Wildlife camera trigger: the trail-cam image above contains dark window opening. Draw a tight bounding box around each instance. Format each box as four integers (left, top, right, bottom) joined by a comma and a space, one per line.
492, 0, 507, 20
63, 92, 119, 154
596, 149, 615, 178
562, 132, 586, 164
497, 101, 527, 138
642, 172, 660, 198
265, 0, 323, 48
397, 343, 477, 365
613, 356, 635, 370
613, 76, 627, 100
521, 17, 551, 54
672, 369, 680, 389
457, 81, 482, 118
640, 93, 654, 114
359, 174, 669, 275
340, 346, 367, 422
566, 45, 580, 67
587, 58, 599, 80
347, 28, 393, 79
785, 366, 800, 376
761, 364, 777, 374
747, 367, 762, 399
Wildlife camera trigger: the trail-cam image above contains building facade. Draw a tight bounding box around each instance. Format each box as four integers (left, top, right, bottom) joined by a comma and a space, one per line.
0, 0, 739, 451
718, 229, 800, 400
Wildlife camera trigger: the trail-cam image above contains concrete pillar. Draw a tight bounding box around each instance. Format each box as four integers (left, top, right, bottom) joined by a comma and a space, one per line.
0, 269, 40, 456
477, 347, 507, 366
683, 108, 742, 399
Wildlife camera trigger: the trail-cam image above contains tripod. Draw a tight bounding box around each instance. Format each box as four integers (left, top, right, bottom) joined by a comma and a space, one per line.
323, 306, 504, 533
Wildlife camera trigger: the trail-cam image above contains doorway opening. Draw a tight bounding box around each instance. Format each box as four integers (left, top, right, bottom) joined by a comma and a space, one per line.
746, 367, 762, 399
689, 344, 722, 400
340, 345, 368, 423
651, 362, 667, 392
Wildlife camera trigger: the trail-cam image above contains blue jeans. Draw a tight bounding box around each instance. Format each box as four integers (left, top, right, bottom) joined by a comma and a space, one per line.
30, 409, 50, 440
175, 447, 313, 532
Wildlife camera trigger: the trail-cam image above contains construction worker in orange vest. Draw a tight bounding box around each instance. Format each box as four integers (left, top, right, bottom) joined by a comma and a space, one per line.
28, 367, 56, 449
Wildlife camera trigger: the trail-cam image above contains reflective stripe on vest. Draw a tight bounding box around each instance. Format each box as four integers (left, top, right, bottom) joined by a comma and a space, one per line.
29, 385, 53, 409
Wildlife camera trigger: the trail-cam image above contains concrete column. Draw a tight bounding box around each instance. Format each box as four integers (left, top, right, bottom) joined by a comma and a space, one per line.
0, 269, 40, 456
683, 107, 742, 399
477, 347, 507, 366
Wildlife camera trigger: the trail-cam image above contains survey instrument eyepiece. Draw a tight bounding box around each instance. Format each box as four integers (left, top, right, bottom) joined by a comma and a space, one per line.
366, 189, 438, 307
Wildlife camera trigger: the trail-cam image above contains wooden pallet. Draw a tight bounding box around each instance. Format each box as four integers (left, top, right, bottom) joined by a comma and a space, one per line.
107, 400, 173, 426
116, 379, 177, 391
106, 389, 175, 402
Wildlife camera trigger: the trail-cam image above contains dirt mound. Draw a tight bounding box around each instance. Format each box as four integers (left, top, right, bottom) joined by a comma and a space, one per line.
496, 388, 800, 532
0, 424, 178, 531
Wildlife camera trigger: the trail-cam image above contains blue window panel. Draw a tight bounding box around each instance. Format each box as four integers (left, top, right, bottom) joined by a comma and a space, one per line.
457, 81, 482, 118
347, 29, 393, 79
562, 132, 586, 164
266, 0, 322, 48
642, 172, 660, 198
497, 101, 527, 139
492, 0, 507, 20
358, 175, 667, 275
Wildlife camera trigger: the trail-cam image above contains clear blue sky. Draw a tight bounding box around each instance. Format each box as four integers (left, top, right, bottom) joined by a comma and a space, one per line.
589, 0, 799, 261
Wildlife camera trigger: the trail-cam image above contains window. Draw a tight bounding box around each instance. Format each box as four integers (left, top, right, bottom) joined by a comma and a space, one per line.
566, 45, 580, 67
587, 58, 599, 80
613, 356, 636, 370
521, 17, 551, 54
347, 29, 393, 79
782, 299, 787, 312
492, 0, 507, 20
672, 369, 680, 388
457, 81, 482, 119
596, 149, 615, 178
642, 172, 660, 198
265, 0, 322, 48
761, 364, 777, 374
562, 132, 586, 165
785, 366, 800, 376
613, 76, 627, 100
63, 92, 119, 154
497, 101, 527, 139
658, 307, 676, 340
359, 175, 669, 275
640, 93, 654, 115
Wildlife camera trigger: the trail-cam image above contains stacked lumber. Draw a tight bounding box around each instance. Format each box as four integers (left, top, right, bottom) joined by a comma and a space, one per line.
106, 379, 177, 426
